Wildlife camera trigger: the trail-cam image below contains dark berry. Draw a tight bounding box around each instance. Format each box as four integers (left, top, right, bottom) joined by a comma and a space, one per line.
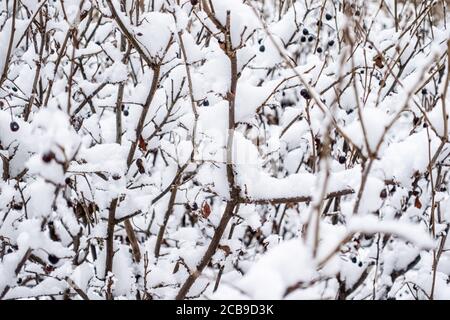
48, 254, 59, 264
7, 248, 13, 254
317, 47, 323, 53
12, 87, 17, 92
325, 13, 332, 20
351, 256, 357, 263
42, 151, 55, 163
123, 110, 129, 116
355, 10, 361, 16
112, 174, 121, 180
358, 261, 363, 267
328, 40, 335, 46
192, 202, 198, 211
0, 100, 4, 107
10, 121, 19, 132
303, 28, 309, 35
300, 88, 311, 100
308, 36, 314, 42
300, 36, 306, 42
259, 45, 265, 52
421, 88, 427, 95
380, 189, 387, 199
338, 155, 346, 164
137, 32, 143, 36
190, 0, 198, 5
203, 99, 210, 107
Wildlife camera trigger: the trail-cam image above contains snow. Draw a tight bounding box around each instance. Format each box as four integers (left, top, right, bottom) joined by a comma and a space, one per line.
0, 0, 448, 301
215, 239, 317, 299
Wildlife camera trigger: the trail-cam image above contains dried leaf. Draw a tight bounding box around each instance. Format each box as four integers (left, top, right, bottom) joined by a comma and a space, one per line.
201, 202, 211, 218
373, 54, 384, 68
136, 158, 145, 174
414, 197, 422, 209
218, 244, 231, 256
138, 135, 147, 152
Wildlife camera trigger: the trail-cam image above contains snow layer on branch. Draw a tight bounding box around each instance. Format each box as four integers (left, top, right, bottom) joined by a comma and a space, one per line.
207, 0, 258, 49
214, 239, 317, 299
347, 215, 434, 249
133, 12, 175, 59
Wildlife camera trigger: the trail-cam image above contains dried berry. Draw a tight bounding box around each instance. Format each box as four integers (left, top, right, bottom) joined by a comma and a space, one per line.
300, 88, 311, 100
325, 13, 333, 20
48, 254, 59, 264
10, 121, 19, 132
42, 151, 55, 163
